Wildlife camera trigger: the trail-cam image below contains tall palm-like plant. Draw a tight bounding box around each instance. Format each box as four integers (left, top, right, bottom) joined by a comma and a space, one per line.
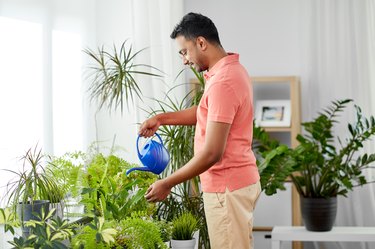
84, 40, 162, 113
146, 67, 205, 193
145, 67, 209, 248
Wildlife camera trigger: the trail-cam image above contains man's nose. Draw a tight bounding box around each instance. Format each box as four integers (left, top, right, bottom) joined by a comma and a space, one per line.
183, 57, 190, 65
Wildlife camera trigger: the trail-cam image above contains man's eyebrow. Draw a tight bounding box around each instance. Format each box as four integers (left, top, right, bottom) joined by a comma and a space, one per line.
178, 49, 185, 55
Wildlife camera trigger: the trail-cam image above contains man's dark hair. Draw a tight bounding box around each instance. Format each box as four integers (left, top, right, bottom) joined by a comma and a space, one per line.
170, 12, 221, 45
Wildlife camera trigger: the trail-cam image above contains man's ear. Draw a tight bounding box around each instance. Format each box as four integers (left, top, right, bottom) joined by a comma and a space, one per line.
196, 37, 207, 51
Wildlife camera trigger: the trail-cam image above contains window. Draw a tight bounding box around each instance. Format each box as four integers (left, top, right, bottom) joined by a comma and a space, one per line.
0, 16, 84, 206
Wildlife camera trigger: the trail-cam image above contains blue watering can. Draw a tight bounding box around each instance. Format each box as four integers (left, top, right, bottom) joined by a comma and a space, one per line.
126, 133, 170, 175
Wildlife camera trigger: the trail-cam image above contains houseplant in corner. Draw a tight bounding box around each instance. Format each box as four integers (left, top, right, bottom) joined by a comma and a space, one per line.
4, 146, 64, 237
171, 212, 199, 249
258, 99, 375, 231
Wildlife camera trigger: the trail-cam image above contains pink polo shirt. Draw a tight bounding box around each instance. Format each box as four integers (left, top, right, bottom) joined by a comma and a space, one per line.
195, 53, 259, 193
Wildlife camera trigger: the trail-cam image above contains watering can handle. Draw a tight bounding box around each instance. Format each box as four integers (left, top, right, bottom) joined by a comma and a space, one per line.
136, 133, 163, 158
154, 133, 163, 145
136, 134, 142, 159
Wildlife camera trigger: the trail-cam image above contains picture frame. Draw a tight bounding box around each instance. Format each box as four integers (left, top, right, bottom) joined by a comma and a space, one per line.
255, 100, 291, 127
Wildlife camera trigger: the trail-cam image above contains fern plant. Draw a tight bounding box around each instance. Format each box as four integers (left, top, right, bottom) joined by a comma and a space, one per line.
114, 213, 167, 249
80, 153, 157, 220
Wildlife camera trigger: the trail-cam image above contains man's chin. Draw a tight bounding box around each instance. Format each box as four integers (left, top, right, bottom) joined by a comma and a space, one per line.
191, 64, 204, 72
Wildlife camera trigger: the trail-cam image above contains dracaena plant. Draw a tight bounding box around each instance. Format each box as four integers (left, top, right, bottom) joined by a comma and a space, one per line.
258, 99, 375, 197
4, 146, 64, 212
84, 40, 162, 114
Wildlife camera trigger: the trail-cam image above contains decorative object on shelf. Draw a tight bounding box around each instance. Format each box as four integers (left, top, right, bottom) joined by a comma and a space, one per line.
258, 99, 375, 231
251, 77, 302, 249
255, 100, 291, 127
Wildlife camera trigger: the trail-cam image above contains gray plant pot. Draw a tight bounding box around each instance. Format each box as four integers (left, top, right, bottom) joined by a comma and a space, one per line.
16, 200, 50, 237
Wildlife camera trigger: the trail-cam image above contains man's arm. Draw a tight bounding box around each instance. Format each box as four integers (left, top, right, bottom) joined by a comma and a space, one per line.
139, 106, 197, 137
145, 120, 231, 202
156, 106, 198, 125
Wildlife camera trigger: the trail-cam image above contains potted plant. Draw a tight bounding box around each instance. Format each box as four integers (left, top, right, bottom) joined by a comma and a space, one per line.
7, 208, 74, 249
112, 213, 167, 249
258, 99, 375, 231
4, 146, 64, 236
170, 212, 199, 249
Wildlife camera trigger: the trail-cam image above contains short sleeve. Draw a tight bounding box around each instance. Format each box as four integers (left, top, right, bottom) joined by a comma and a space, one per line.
206, 82, 239, 124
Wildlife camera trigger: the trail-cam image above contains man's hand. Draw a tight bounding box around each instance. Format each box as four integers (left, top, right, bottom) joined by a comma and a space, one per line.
139, 116, 160, 137
145, 179, 171, 202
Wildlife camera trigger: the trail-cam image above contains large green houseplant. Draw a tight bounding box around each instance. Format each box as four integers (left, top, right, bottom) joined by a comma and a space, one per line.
258, 99, 375, 231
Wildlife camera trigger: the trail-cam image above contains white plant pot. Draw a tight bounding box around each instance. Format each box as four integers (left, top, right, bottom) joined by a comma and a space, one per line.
165, 241, 171, 248
193, 230, 199, 249
171, 238, 196, 249
50, 202, 64, 220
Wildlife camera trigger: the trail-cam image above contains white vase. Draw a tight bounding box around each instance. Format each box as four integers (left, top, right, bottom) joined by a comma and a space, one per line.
171, 238, 196, 249
165, 241, 171, 248
50, 202, 64, 220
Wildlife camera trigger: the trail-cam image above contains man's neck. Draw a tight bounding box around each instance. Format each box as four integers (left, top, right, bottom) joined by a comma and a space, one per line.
208, 47, 228, 71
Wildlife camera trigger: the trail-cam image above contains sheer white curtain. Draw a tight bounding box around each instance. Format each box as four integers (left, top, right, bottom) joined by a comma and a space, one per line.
0, 0, 185, 203
92, 0, 185, 162
0, 0, 95, 207
131, 0, 185, 120
300, 1, 375, 248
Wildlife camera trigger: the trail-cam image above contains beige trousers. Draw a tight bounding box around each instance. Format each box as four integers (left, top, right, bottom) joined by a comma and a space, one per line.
203, 181, 261, 249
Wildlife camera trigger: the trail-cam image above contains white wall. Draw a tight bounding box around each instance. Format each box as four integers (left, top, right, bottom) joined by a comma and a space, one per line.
88, 0, 185, 163
184, 0, 302, 77
83, 0, 140, 162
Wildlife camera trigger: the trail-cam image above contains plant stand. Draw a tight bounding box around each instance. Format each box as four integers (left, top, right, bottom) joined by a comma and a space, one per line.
271, 226, 375, 249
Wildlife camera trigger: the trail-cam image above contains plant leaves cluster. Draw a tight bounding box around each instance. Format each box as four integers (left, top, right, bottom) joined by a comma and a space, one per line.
84, 40, 162, 114
256, 99, 375, 197
171, 212, 199, 240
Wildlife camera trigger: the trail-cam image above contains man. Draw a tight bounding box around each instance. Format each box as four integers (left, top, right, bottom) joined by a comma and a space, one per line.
139, 12, 261, 249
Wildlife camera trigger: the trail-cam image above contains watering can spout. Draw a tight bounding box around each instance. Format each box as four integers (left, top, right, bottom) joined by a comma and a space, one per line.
126, 166, 151, 175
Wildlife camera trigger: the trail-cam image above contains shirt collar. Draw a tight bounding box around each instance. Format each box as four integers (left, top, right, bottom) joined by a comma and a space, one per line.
204, 53, 239, 80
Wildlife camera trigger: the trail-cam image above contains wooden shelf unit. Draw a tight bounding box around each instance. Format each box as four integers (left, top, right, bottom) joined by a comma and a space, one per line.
252, 76, 302, 249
